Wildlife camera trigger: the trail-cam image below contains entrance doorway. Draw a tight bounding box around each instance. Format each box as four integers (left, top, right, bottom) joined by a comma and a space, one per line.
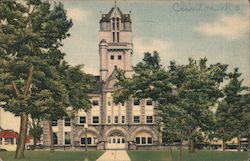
106, 132, 126, 149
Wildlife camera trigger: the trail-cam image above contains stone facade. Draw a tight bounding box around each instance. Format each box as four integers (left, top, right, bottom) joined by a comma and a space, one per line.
42, 6, 161, 150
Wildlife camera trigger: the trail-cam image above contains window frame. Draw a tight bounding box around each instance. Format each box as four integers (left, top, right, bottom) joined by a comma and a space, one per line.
79, 116, 86, 124
133, 116, 140, 124
64, 117, 71, 126
114, 116, 119, 124
146, 116, 153, 124
92, 116, 99, 124
121, 116, 125, 124
92, 100, 99, 106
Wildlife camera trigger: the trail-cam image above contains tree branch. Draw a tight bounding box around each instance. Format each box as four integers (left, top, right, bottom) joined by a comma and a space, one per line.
11, 81, 20, 97
24, 65, 34, 96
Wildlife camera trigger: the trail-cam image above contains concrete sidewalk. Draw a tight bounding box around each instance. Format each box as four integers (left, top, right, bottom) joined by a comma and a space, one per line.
96, 150, 131, 161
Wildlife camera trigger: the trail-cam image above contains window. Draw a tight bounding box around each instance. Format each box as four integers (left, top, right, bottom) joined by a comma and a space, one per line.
112, 32, 115, 42
146, 116, 153, 124
92, 116, 99, 124
64, 117, 71, 126
133, 116, 140, 123
107, 116, 111, 124
114, 65, 117, 69
117, 32, 119, 42
134, 99, 140, 106
146, 100, 153, 105
52, 118, 57, 126
121, 116, 125, 124
0, 138, 2, 145
118, 55, 122, 60
111, 55, 114, 60
122, 138, 125, 143
135, 137, 140, 144
81, 138, 91, 145
112, 18, 115, 30
53, 132, 58, 145
64, 132, 71, 145
114, 116, 119, 124
148, 137, 153, 144
142, 137, 146, 144
92, 100, 99, 106
117, 19, 119, 30
79, 116, 86, 124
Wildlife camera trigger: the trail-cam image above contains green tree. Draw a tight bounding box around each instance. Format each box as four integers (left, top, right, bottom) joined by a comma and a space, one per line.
0, 0, 72, 158
216, 68, 248, 151
168, 58, 227, 153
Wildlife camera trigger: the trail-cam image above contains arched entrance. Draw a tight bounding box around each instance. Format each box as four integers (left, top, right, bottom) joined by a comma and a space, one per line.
106, 131, 126, 149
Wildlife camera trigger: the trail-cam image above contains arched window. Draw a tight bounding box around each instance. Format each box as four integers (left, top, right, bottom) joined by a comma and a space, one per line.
112, 18, 115, 30
116, 18, 120, 30
117, 32, 119, 42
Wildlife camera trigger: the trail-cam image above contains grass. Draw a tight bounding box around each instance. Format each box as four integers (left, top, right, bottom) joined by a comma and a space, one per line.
128, 150, 249, 161
0, 150, 248, 161
0, 151, 103, 161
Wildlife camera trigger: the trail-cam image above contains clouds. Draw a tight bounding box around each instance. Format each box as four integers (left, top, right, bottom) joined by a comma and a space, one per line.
133, 38, 175, 63
195, 13, 249, 40
67, 8, 90, 24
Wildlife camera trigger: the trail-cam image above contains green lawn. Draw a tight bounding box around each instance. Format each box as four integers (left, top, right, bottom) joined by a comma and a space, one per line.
0, 150, 248, 161
128, 150, 249, 161
0, 151, 103, 161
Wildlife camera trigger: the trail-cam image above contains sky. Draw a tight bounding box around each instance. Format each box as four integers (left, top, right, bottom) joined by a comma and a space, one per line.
54, 0, 249, 86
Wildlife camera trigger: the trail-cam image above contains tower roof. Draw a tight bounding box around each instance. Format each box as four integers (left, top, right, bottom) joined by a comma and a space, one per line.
100, 7, 131, 23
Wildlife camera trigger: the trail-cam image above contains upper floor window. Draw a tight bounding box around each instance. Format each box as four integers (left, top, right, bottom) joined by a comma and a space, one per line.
112, 32, 115, 42
92, 100, 99, 106
146, 116, 153, 124
134, 99, 140, 106
92, 116, 99, 124
116, 18, 120, 30
112, 18, 115, 30
134, 116, 140, 123
122, 116, 125, 124
52, 118, 57, 126
79, 116, 86, 124
64, 117, 71, 126
117, 32, 119, 42
114, 116, 119, 124
118, 55, 122, 60
107, 116, 111, 124
146, 100, 153, 106
111, 55, 114, 60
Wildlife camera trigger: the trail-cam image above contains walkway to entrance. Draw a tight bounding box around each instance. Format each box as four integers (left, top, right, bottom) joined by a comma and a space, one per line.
96, 150, 131, 161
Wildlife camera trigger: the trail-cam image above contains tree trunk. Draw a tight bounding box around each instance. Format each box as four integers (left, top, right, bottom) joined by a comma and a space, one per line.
48, 121, 54, 153
237, 136, 241, 152
33, 137, 37, 150
169, 145, 172, 161
222, 139, 226, 151
14, 65, 33, 159
190, 139, 195, 153
179, 140, 183, 161
15, 113, 29, 159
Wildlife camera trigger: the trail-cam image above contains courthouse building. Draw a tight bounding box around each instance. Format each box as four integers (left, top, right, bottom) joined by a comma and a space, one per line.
42, 6, 161, 150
